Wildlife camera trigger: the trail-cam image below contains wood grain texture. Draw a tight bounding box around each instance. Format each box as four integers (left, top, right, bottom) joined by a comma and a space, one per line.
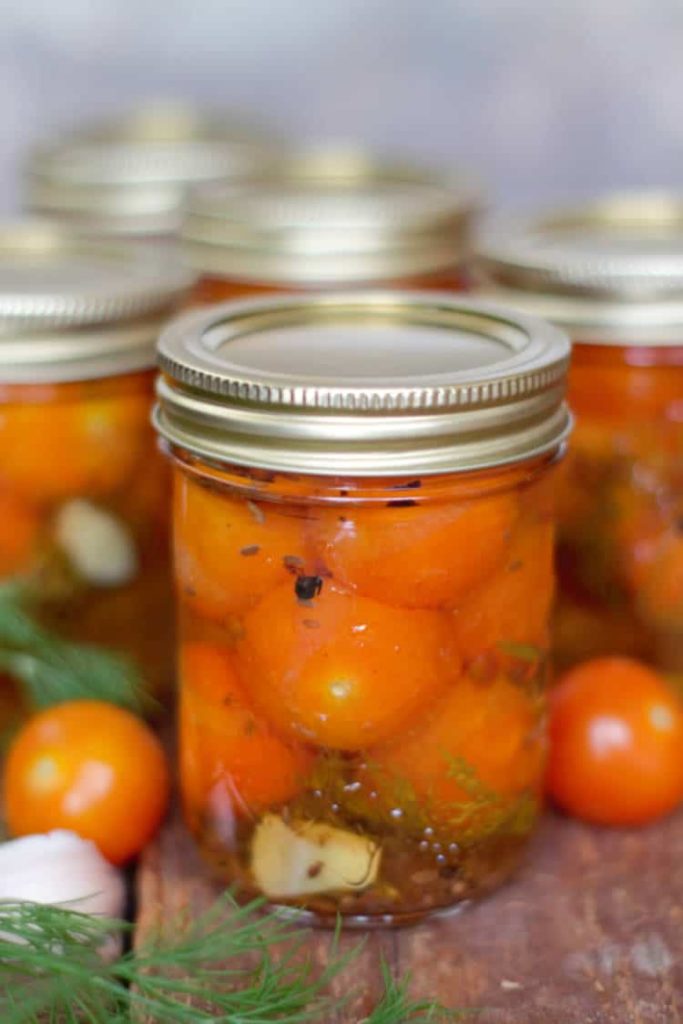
136, 806, 683, 1023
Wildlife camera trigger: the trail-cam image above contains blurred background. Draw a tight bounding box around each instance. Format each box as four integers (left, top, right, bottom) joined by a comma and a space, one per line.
4, 0, 683, 212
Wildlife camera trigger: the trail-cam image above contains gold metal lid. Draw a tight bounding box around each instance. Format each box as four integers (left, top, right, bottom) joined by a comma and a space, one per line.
24, 102, 279, 238
0, 222, 191, 383
181, 146, 482, 284
478, 192, 683, 342
155, 291, 570, 477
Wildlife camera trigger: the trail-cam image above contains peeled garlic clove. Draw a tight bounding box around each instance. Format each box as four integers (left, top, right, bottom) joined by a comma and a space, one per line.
251, 814, 381, 899
54, 499, 138, 587
0, 830, 126, 958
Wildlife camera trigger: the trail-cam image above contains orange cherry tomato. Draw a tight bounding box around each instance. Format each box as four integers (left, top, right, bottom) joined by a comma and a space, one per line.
3, 700, 169, 864
367, 674, 543, 831
174, 472, 310, 623
180, 642, 314, 820
0, 389, 151, 505
636, 533, 683, 632
238, 581, 459, 750
311, 492, 518, 610
611, 486, 667, 594
0, 491, 41, 577
547, 658, 683, 826
453, 516, 554, 664
568, 346, 683, 422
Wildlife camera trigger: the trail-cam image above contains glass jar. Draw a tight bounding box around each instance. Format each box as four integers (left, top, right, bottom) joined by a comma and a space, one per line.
479, 192, 683, 672
182, 148, 481, 303
0, 223, 190, 695
156, 292, 570, 924
24, 101, 279, 243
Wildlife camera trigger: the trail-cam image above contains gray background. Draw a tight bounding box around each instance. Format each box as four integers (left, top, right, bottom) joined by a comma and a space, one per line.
4, 0, 683, 212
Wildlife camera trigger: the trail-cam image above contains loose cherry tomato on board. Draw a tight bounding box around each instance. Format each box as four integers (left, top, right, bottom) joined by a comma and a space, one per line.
547, 658, 683, 826
3, 700, 169, 864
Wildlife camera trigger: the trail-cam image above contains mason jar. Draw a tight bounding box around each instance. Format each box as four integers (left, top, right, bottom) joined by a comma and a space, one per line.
0, 222, 189, 695
23, 101, 279, 242
155, 291, 570, 924
478, 192, 683, 672
182, 148, 482, 304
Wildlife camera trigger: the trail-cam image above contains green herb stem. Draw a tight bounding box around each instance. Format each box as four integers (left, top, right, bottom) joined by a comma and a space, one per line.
0, 582, 147, 714
0, 897, 462, 1023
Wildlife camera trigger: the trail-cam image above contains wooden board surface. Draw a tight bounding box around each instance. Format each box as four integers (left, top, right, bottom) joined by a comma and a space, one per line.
136, 805, 683, 1023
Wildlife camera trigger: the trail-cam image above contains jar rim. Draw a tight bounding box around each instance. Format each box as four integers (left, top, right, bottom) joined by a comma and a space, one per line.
0, 221, 191, 382
24, 103, 280, 237
155, 290, 571, 476
181, 147, 483, 283
478, 191, 683, 340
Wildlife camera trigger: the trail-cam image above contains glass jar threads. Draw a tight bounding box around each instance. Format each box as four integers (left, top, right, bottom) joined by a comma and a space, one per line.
0, 222, 189, 693
24, 101, 279, 242
479, 193, 683, 671
182, 148, 482, 303
156, 291, 570, 924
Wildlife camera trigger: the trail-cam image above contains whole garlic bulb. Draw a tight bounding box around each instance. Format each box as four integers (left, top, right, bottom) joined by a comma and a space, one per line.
0, 830, 125, 938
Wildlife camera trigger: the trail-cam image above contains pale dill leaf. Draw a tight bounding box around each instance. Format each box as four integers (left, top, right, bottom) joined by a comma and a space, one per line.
0, 582, 147, 714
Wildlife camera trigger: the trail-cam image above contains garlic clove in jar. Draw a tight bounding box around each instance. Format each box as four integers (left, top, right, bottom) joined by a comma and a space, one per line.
54, 499, 138, 587
251, 814, 381, 899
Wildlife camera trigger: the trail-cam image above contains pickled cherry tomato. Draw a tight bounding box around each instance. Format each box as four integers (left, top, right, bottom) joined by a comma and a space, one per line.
312, 492, 518, 610
610, 485, 665, 593
0, 391, 151, 504
453, 517, 554, 663
0, 491, 41, 577
238, 582, 460, 750
174, 473, 309, 623
367, 674, 543, 825
637, 533, 683, 631
180, 642, 314, 817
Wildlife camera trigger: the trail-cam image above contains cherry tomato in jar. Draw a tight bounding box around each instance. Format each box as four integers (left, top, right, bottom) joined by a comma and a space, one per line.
180, 642, 315, 819
0, 389, 152, 506
547, 658, 683, 826
453, 516, 555, 665
3, 700, 170, 864
0, 491, 42, 577
174, 472, 310, 623
366, 673, 544, 839
238, 581, 460, 750
312, 491, 518, 610
636, 533, 683, 632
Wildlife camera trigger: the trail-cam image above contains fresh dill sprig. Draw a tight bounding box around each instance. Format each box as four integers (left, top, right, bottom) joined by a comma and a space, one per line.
0, 897, 462, 1023
0, 581, 147, 715
365, 962, 468, 1022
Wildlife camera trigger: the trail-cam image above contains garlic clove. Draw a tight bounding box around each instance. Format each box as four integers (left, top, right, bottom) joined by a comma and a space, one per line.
0, 830, 126, 918
0, 830, 126, 958
251, 814, 381, 899
54, 499, 138, 587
